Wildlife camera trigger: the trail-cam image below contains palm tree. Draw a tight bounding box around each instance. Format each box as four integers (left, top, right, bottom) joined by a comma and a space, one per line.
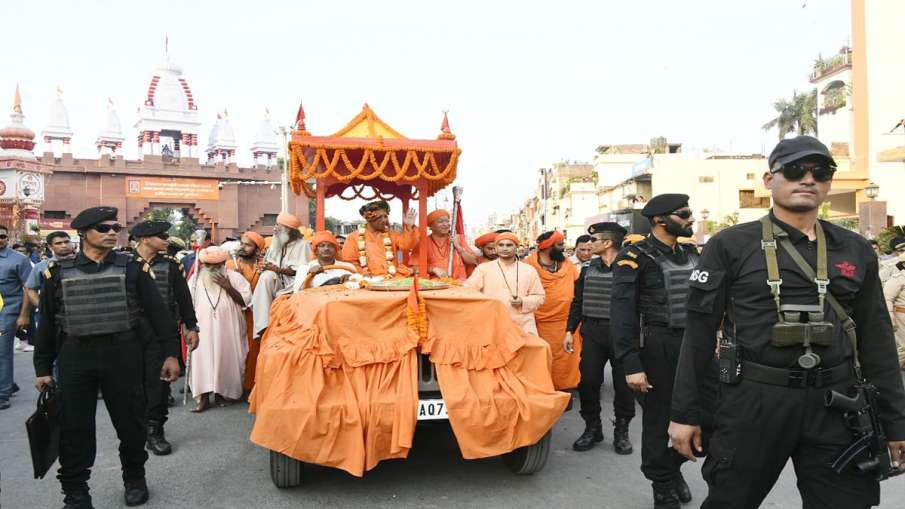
762, 89, 818, 139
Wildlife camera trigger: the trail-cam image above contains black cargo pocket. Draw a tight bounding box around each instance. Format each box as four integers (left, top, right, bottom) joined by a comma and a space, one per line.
687, 269, 725, 313
701, 438, 734, 487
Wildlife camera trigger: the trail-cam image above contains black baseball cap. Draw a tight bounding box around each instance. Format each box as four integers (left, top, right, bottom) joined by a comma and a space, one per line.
768, 136, 836, 171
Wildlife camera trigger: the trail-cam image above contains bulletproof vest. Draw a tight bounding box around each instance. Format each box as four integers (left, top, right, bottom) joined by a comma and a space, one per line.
58, 256, 140, 337
582, 263, 614, 319
151, 258, 175, 312
635, 241, 699, 328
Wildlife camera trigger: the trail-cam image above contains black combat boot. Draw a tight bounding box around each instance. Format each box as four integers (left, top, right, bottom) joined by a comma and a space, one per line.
674, 471, 692, 504
146, 422, 172, 456
572, 421, 604, 451
124, 478, 149, 507
62, 489, 93, 509
652, 480, 680, 509
612, 417, 633, 455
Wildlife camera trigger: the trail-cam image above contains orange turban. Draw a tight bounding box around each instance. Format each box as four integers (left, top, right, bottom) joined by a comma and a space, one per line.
198, 246, 229, 264
242, 231, 265, 251
311, 230, 340, 251
537, 231, 564, 250
276, 212, 301, 229
427, 209, 450, 225
474, 232, 497, 248
495, 232, 520, 245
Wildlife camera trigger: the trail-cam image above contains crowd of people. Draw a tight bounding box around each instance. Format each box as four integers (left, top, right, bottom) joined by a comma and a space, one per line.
2, 136, 905, 508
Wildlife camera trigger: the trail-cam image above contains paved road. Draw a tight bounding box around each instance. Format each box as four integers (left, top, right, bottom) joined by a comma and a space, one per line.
2, 350, 903, 508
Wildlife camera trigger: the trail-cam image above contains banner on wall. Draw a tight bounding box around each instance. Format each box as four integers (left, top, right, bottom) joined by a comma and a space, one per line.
125, 177, 219, 201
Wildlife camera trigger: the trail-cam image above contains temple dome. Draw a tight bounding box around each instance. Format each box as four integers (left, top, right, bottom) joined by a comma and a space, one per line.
97, 99, 124, 142
41, 89, 73, 140
207, 111, 237, 151
250, 109, 278, 153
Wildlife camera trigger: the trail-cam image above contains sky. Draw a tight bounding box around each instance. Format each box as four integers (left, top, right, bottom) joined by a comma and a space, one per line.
1, 0, 852, 225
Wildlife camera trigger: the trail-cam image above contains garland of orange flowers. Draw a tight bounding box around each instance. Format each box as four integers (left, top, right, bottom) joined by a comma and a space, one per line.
356, 225, 397, 276
406, 298, 429, 342
288, 144, 460, 196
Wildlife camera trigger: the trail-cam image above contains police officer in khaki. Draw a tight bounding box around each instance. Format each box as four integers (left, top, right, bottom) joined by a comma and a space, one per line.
669, 136, 905, 508
610, 194, 700, 508
131, 220, 200, 456
33, 207, 180, 509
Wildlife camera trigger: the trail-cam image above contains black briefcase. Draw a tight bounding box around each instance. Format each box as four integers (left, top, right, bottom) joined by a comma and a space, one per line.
25, 386, 62, 479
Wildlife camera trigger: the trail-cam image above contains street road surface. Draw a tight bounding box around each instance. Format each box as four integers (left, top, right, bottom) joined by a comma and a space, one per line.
2, 351, 903, 508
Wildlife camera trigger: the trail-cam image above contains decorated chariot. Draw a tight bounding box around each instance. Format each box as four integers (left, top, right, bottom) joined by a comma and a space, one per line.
248, 105, 569, 487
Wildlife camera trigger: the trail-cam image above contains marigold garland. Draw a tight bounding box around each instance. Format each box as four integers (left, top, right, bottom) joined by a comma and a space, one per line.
356, 225, 397, 276
406, 299, 429, 342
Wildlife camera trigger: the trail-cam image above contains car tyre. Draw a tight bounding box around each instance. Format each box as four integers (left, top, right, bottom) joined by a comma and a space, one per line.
502, 431, 552, 475
269, 450, 303, 488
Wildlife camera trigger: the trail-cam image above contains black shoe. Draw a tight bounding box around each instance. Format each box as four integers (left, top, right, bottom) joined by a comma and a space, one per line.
124, 479, 149, 507
62, 489, 93, 509
674, 472, 692, 504
0, 399, 9, 410
612, 417, 633, 455
572, 422, 604, 451
652, 481, 680, 509
167, 394, 176, 407
146, 423, 172, 456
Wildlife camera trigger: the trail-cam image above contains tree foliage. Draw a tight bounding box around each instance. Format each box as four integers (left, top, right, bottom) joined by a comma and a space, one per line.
762, 89, 818, 140
142, 207, 197, 243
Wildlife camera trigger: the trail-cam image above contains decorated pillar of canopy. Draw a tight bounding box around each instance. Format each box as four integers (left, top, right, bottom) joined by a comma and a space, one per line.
287, 103, 461, 273
41, 87, 74, 156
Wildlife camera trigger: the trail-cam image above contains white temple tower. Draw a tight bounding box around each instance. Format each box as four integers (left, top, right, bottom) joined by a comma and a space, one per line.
206, 110, 238, 164
250, 108, 278, 168
133, 46, 201, 160
40, 88, 73, 156
96, 99, 125, 156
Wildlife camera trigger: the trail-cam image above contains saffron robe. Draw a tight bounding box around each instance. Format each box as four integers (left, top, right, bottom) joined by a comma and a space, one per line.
411, 233, 471, 281
340, 227, 418, 276
465, 260, 545, 335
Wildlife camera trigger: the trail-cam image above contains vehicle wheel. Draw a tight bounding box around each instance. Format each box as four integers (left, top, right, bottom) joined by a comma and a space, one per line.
269, 450, 303, 488
502, 431, 552, 475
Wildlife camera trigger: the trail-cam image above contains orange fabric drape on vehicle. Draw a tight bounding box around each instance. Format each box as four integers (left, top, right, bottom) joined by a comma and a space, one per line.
524, 254, 582, 390
248, 286, 569, 477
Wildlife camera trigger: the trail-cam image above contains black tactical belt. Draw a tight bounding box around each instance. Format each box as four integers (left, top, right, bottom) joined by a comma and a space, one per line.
741, 361, 852, 389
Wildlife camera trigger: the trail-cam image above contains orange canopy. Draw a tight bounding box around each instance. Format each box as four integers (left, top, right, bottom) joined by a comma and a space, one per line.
248, 286, 569, 477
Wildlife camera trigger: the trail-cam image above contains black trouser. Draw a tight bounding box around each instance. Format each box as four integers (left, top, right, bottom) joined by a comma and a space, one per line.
637, 325, 687, 483
578, 318, 635, 426
144, 340, 170, 426
702, 376, 879, 509
57, 333, 148, 493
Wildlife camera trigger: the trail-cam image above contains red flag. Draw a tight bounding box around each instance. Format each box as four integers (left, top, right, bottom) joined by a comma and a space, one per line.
295, 102, 306, 130
454, 201, 465, 236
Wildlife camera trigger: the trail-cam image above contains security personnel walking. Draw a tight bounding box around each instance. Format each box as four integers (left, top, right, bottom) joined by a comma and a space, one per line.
611, 194, 699, 509
565, 222, 635, 454
131, 220, 199, 456
669, 136, 905, 508
33, 207, 180, 509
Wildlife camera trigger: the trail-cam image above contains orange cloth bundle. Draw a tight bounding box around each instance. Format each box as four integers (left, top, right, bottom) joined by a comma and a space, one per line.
248, 286, 569, 476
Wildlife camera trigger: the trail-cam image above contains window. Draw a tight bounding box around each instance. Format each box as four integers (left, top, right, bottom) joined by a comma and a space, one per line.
739, 190, 770, 209
43, 210, 66, 219
699, 176, 714, 183
262, 213, 278, 226
746, 173, 755, 180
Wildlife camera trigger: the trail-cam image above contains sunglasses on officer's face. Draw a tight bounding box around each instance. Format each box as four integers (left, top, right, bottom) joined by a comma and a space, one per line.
93, 223, 123, 234
771, 164, 836, 183
0, 234, 7, 240
156, 233, 170, 240
670, 209, 693, 220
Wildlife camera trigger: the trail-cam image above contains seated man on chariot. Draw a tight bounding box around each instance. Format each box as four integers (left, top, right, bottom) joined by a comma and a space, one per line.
411, 209, 477, 281
292, 231, 357, 290
340, 200, 419, 277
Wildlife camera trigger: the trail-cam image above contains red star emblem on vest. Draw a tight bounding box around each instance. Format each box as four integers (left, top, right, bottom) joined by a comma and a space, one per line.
835, 261, 856, 278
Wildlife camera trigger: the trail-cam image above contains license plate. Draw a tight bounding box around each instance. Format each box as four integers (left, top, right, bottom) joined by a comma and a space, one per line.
417, 399, 448, 420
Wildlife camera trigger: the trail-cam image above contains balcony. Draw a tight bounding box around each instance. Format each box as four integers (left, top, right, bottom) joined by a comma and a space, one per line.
810, 48, 852, 82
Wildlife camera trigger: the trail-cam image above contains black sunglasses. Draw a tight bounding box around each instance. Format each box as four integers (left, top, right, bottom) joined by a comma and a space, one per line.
771, 164, 836, 183
156, 233, 170, 240
670, 209, 693, 220
93, 223, 123, 234
0, 234, 7, 240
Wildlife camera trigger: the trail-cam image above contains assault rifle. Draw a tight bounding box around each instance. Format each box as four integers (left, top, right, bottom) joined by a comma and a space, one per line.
825, 381, 903, 481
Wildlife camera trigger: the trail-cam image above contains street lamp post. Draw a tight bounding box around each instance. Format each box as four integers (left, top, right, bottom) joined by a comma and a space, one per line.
277, 126, 291, 213
865, 181, 879, 201
860, 181, 883, 239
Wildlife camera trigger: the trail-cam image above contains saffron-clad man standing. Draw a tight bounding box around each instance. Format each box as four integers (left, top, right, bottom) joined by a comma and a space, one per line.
465, 232, 545, 335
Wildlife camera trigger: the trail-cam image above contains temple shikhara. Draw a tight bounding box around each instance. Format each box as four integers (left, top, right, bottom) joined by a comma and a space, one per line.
0, 49, 306, 241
